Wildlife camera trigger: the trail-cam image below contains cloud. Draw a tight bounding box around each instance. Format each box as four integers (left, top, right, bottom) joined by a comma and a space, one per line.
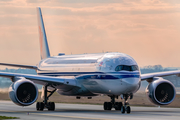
25, 0, 124, 4
0, 0, 11, 1
1, 0, 180, 67
26, 0, 50, 3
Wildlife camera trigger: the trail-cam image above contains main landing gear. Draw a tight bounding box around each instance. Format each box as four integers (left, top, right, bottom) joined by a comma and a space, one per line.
36, 85, 57, 111
103, 96, 122, 111
103, 94, 132, 114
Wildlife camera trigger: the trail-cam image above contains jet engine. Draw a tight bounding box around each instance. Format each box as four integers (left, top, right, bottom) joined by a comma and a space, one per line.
9, 78, 38, 106
146, 77, 176, 105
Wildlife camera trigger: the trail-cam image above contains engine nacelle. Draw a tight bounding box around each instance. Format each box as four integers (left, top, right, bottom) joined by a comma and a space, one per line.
146, 77, 176, 105
9, 78, 38, 106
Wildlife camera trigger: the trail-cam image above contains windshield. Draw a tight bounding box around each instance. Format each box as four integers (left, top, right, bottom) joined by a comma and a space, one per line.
115, 65, 139, 71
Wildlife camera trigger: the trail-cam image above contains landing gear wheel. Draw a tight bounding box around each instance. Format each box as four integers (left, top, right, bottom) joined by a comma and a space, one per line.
107, 102, 112, 110
126, 106, 131, 114
36, 102, 40, 110
39, 102, 44, 111
115, 102, 119, 110
48, 102, 55, 111
115, 102, 122, 110
104, 102, 108, 110
51, 102, 55, 111
118, 102, 122, 110
121, 106, 125, 114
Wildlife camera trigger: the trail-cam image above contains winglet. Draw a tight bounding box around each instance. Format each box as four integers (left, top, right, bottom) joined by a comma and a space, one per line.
37, 7, 50, 59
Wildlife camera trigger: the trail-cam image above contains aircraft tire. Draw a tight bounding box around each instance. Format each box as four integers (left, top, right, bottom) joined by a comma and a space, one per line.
115, 102, 122, 110
115, 102, 119, 110
118, 102, 122, 110
39, 102, 44, 111
121, 106, 125, 114
36, 102, 40, 110
126, 106, 131, 114
103, 102, 108, 110
107, 102, 112, 110
48, 102, 55, 111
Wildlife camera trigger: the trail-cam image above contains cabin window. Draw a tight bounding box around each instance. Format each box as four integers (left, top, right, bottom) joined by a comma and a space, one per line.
115, 65, 138, 71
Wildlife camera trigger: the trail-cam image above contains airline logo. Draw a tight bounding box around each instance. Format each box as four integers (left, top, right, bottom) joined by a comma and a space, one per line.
99, 62, 103, 66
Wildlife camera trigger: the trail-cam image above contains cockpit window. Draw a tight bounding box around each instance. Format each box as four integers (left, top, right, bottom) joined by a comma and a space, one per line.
115, 65, 138, 71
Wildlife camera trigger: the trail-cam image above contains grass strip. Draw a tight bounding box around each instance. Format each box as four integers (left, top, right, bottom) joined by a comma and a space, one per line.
0, 116, 19, 120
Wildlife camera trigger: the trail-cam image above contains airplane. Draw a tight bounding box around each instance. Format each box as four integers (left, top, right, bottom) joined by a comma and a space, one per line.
0, 7, 179, 114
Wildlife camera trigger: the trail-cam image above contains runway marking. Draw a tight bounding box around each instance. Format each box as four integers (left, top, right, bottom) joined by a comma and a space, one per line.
31, 113, 112, 120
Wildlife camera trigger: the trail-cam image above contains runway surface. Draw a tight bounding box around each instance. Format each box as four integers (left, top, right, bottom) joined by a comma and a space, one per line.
0, 101, 180, 120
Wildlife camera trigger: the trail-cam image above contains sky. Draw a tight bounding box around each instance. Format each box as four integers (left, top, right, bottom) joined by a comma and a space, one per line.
1, 0, 180, 67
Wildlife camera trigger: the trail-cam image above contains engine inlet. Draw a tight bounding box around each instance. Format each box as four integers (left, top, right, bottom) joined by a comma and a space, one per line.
16, 83, 37, 103
155, 83, 175, 103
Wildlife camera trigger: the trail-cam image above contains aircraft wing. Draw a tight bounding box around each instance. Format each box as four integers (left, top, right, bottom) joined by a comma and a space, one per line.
0, 72, 78, 87
141, 70, 180, 81
0, 63, 38, 69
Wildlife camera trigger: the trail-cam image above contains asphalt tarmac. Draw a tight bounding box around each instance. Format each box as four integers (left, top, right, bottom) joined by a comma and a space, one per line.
0, 100, 180, 120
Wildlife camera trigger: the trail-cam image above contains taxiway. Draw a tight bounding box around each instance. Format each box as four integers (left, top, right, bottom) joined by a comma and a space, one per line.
0, 100, 180, 120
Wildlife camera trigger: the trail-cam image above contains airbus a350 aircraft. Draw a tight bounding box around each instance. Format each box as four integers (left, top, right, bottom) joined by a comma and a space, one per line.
0, 7, 179, 114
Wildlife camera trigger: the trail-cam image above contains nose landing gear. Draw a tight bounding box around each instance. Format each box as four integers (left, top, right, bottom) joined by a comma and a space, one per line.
121, 101, 131, 114
121, 94, 132, 114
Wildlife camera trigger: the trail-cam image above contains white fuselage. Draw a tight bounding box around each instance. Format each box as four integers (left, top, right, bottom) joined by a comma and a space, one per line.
37, 52, 141, 96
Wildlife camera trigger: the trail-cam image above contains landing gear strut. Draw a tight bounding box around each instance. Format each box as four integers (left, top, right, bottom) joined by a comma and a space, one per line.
36, 85, 57, 111
103, 95, 122, 111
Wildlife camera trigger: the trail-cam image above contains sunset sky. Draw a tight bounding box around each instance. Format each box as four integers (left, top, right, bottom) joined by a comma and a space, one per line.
1, 0, 180, 67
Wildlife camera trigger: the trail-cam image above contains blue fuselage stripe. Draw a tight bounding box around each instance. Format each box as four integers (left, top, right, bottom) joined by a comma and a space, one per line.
76, 75, 140, 79
38, 72, 140, 79
38, 72, 139, 75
